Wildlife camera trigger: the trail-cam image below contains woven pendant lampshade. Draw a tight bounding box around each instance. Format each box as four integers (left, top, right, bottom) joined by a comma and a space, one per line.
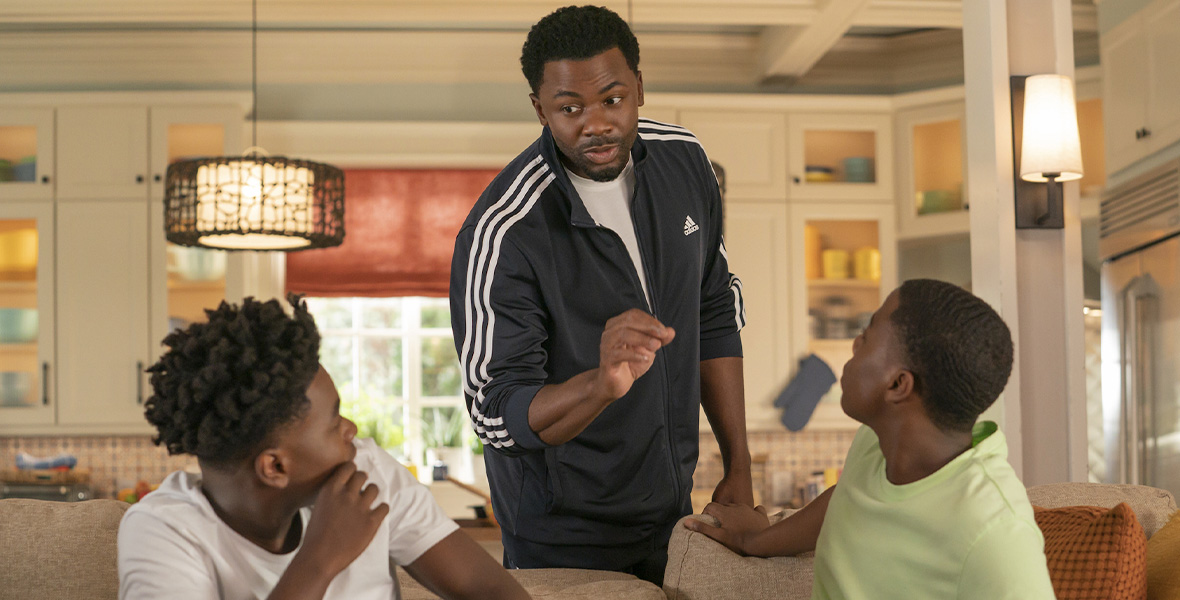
164, 153, 343, 250
163, 0, 344, 251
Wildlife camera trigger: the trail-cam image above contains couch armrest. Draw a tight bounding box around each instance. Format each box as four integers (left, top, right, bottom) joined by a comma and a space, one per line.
1027, 482, 1177, 538
663, 514, 813, 600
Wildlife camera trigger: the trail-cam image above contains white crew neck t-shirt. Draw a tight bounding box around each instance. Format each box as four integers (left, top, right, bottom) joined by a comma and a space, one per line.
565, 159, 651, 306
117, 438, 458, 600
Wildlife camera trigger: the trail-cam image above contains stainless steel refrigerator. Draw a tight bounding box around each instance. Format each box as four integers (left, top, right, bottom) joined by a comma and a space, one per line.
1100, 158, 1180, 497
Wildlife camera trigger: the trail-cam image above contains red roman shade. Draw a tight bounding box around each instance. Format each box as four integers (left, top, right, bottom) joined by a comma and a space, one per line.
285, 169, 499, 298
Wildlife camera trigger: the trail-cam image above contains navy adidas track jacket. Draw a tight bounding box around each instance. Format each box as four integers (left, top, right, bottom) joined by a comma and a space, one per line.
449, 119, 746, 555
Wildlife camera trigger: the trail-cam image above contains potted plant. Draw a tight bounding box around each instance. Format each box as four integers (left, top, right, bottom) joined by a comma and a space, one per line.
422, 407, 470, 482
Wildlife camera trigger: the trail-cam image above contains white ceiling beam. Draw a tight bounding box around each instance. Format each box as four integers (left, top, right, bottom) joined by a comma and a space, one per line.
759, 0, 873, 80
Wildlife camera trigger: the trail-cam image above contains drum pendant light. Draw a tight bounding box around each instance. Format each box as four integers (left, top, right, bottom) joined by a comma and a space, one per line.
164, 0, 344, 250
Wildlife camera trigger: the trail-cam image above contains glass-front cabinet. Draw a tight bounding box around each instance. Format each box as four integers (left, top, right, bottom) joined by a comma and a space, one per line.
895, 101, 969, 239
0, 108, 55, 202
0, 203, 55, 427
787, 113, 893, 202
147, 107, 243, 355
789, 203, 897, 429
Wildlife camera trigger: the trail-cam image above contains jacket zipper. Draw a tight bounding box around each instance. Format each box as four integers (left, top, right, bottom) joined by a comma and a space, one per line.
627, 173, 684, 510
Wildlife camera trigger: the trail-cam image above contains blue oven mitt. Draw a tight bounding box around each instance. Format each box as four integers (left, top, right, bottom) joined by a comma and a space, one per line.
775, 354, 837, 432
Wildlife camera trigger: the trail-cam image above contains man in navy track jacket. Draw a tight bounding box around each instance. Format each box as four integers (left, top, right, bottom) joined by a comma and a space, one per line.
449, 5, 752, 585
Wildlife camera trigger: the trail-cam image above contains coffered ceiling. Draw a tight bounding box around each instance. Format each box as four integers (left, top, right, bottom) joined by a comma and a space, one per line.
0, 0, 1099, 121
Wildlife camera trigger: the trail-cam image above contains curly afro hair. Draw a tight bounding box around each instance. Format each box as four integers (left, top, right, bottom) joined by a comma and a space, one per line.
521, 5, 640, 94
890, 279, 1014, 433
144, 294, 321, 466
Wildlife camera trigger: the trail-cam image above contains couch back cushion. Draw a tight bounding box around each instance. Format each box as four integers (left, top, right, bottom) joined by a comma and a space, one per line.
1147, 511, 1180, 600
1035, 503, 1148, 600
0, 498, 129, 600
1028, 482, 1177, 538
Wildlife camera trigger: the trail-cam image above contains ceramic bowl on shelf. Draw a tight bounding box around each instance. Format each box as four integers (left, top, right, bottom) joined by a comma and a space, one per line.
13, 156, 37, 182
805, 165, 835, 183
170, 246, 227, 282
0, 308, 38, 343
0, 371, 32, 407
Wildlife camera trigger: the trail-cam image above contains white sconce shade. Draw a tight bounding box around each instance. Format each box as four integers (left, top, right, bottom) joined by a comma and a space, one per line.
1019, 74, 1084, 182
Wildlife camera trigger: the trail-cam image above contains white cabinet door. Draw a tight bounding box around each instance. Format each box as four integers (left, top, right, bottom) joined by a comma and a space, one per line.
1146, 0, 1180, 157
787, 202, 897, 430
56, 201, 152, 431
56, 106, 149, 200
0, 202, 56, 430
787, 113, 893, 202
679, 110, 788, 201
894, 101, 969, 240
0, 107, 55, 202
147, 106, 244, 360
720, 201, 791, 431
1101, 16, 1151, 174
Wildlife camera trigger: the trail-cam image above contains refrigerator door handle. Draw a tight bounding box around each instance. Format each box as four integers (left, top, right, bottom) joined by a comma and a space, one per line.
1136, 292, 1159, 488
1120, 284, 1138, 485
1121, 278, 1159, 487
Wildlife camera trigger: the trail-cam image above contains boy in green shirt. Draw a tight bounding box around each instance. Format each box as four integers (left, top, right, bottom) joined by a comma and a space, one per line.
686, 279, 1055, 599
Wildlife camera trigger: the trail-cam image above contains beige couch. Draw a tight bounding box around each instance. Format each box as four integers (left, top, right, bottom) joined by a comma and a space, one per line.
0, 498, 663, 600
1, 482, 1173, 600
663, 482, 1179, 600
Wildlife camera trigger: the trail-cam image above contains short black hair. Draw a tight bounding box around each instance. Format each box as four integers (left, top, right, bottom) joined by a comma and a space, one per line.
890, 279, 1013, 432
144, 294, 321, 466
521, 5, 640, 94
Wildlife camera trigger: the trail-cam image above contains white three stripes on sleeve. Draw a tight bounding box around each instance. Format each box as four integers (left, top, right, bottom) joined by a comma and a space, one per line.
459, 154, 555, 448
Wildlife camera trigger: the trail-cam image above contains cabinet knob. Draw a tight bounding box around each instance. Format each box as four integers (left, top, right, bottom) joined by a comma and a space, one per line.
154, 174, 162, 183
1135, 128, 1144, 139
1142, 128, 1152, 139
41, 175, 50, 184
136, 175, 145, 184
793, 176, 801, 184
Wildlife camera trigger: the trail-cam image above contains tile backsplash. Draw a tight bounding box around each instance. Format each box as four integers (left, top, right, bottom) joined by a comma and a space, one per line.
693, 429, 856, 507
0, 436, 197, 498
2, 428, 855, 503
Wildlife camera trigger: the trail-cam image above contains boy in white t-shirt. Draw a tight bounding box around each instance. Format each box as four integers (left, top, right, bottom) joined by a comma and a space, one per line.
118, 295, 529, 600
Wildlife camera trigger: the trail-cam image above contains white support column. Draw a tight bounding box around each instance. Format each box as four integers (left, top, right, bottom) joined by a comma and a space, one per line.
1007, 0, 1089, 485
962, 0, 1023, 477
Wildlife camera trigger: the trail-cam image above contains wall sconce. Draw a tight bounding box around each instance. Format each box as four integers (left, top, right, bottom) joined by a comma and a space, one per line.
1010, 74, 1084, 229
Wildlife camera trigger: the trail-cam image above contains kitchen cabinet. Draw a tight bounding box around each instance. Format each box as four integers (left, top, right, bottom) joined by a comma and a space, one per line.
894, 101, 968, 240
55, 201, 152, 428
720, 201, 791, 430
0, 108, 55, 202
787, 113, 893, 202
679, 110, 788, 201
56, 107, 150, 201
788, 202, 896, 430
0, 93, 245, 434
0, 203, 56, 428
1101, 0, 1180, 175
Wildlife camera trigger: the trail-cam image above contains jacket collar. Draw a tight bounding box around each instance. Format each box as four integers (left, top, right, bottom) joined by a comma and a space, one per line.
538, 126, 649, 228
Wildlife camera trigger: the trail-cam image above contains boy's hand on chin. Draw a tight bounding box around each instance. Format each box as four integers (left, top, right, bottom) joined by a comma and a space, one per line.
683, 502, 770, 556
300, 461, 390, 576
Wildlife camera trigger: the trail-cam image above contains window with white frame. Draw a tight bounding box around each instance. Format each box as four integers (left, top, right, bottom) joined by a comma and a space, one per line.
306, 297, 476, 471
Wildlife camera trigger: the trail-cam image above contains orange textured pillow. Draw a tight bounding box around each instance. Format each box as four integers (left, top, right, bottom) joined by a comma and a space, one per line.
1147, 510, 1180, 600
1034, 503, 1147, 600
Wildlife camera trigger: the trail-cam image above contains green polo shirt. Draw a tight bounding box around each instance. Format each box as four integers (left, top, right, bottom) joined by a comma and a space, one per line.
812, 422, 1055, 599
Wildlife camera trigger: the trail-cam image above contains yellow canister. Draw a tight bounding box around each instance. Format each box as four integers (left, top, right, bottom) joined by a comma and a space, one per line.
804, 225, 823, 280
0, 228, 38, 274
822, 249, 850, 279
853, 247, 881, 281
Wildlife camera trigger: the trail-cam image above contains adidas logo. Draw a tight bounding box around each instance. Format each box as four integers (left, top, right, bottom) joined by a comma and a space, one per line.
683, 215, 699, 236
